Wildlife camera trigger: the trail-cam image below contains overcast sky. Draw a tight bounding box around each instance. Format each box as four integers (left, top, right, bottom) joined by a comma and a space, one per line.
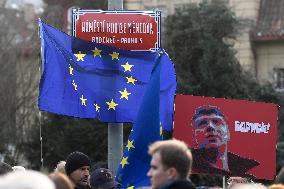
25, 0, 43, 7
6, 0, 44, 8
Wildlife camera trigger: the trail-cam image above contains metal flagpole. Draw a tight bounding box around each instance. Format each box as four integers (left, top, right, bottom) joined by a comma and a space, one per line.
39, 111, 43, 170
107, 0, 124, 175
223, 176, 226, 189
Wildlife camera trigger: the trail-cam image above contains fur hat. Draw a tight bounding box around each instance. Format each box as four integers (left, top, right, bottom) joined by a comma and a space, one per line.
65, 151, 90, 175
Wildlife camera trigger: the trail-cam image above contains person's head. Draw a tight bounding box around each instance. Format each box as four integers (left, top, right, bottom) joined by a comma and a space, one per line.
49, 172, 74, 189
230, 183, 266, 189
65, 151, 91, 187
0, 170, 55, 189
147, 139, 192, 189
90, 168, 120, 189
54, 161, 66, 174
191, 106, 230, 149
269, 184, 284, 189
12, 166, 25, 172
0, 162, 13, 175
228, 177, 250, 189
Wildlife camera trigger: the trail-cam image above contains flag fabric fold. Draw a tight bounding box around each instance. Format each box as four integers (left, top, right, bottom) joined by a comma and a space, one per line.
116, 55, 163, 189
38, 20, 176, 131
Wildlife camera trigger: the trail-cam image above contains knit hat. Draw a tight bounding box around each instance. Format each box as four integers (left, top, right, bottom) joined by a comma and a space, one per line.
90, 168, 120, 189
65, 151, 90, 175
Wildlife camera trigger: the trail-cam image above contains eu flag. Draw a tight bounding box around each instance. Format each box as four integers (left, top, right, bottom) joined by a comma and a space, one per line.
116, 53, 163, 189
38, 20, 176, 131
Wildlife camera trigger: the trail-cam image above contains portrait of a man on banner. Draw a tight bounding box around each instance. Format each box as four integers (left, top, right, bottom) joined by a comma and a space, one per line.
190, 105, 259, 178
174, 94, 278, 180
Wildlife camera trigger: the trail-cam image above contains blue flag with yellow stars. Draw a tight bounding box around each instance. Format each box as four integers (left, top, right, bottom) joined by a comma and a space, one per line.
115, 53, 163, 189
38, 20, 176, 131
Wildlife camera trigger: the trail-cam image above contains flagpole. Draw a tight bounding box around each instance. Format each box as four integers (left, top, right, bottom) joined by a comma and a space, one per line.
108, 0, 124, 175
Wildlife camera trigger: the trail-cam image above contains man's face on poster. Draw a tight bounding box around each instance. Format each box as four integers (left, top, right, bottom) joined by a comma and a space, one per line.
192, 107, 230, 149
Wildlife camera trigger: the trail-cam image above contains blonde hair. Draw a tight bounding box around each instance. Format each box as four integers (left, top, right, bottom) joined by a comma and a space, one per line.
148, 139, 192, 179
268, 184, 284, 189
49, 172, 74, 189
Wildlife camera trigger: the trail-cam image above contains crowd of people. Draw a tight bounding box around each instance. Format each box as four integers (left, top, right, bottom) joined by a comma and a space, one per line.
0, 139, 283, 189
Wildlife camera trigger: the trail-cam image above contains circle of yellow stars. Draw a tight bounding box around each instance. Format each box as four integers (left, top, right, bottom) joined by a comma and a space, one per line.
69, 48, 138, 114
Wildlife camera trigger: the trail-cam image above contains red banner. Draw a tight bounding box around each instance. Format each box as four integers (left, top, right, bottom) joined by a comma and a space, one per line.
174, 94, 278, 180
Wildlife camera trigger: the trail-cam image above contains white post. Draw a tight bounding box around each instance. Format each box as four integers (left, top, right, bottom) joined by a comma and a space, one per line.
108, 123, 123, 174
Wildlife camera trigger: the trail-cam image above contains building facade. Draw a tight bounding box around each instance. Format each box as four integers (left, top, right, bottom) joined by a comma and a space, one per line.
251, 0, 284, 92
124, 0, 284, 91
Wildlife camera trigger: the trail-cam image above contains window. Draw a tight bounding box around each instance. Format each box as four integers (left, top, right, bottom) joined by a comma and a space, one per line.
274, 68, 284, 91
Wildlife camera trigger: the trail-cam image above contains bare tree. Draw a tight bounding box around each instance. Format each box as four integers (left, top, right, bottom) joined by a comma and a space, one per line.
0, 3, 40, 164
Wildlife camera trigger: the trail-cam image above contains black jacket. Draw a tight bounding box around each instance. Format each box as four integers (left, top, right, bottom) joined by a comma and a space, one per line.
192, 149, 259, 178
75, 185, 91, 189
159, 179, 195, 189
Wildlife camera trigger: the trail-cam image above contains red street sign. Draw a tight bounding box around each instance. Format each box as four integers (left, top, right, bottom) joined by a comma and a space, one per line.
72, 10, 161, 51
